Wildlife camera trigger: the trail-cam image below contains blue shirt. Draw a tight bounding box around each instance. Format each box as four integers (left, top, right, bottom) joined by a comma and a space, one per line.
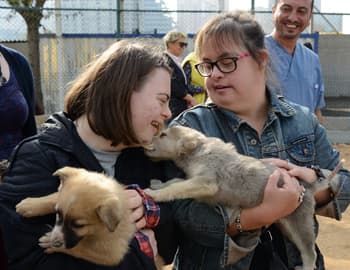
265, 35, 325, 112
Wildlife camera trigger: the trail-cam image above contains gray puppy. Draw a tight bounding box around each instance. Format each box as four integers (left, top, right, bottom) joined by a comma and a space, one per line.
144, 125, 338, 270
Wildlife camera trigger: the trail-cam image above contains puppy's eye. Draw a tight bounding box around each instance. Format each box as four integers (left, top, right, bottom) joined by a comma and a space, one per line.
71, 220, 85, 229
160, 132, 167, 138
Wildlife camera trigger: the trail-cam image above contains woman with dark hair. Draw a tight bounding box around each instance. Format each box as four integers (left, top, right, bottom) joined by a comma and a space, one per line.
0, 40, 176, 270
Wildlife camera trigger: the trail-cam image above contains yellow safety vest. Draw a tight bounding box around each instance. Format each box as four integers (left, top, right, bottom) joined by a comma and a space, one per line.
182, 52, 207, 104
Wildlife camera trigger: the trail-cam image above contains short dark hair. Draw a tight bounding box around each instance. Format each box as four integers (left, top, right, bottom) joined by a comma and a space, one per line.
274, 0, 314, 9
64, 40, 171, 146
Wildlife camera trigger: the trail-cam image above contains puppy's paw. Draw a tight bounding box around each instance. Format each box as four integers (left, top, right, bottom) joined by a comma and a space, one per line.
39, 232, 53, 249
16, 198, 43, 217
144, 188, 160, 201
150, 179, 165, 190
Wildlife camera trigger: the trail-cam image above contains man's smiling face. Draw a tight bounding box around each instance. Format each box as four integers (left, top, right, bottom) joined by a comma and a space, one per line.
272, 0, 313, 40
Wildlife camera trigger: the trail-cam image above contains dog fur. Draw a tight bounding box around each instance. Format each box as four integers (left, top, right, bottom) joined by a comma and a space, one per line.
144, 125, 338, 270
16, 167, 136, 266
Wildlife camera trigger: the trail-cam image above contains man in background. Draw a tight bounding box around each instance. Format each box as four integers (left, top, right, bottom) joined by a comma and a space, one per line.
265, 0, 325, 123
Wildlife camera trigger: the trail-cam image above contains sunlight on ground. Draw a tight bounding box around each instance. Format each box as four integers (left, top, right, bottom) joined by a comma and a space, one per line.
317, 144, 350, 269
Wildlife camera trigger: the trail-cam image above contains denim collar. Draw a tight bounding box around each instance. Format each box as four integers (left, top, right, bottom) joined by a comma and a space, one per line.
210, 89, 296, 132
269, 89, 296, 117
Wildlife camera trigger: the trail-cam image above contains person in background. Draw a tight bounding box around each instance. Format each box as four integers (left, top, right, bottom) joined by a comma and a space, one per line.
0, 44, 37, 270
168, 10, 350, 270
0, 40, 177, 270
0, 45, 37, 160
265, 0, 325, 124
163, 30, 196, 119
182, 51, 207, 104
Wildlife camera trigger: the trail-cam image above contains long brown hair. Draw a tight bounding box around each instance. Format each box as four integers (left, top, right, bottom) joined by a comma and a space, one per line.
65, 40, 171, 146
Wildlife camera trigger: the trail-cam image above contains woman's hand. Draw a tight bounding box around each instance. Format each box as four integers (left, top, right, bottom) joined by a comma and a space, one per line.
262, 158, 318, 184
259, 169, 304, 224
263, 158, 338, 206
184, 94, 197, 108
140, 229, 158, 258
125, 189, 146, 230
238, 169, 305, 232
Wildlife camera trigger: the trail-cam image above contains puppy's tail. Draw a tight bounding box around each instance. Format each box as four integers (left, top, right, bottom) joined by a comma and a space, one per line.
308, 159, 345, 194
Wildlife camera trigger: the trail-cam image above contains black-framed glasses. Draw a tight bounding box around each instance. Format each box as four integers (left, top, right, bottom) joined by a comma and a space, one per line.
178, 42, 188, 48
195, 52, 251, 77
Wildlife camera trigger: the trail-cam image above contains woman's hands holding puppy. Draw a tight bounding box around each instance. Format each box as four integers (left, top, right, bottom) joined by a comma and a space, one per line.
124, 189, 159, 258
263, 158, 335, 207
259, 169, 304, 224
227, 169, 303, 236
262, 158, 318, 184
125, 189, 146, 229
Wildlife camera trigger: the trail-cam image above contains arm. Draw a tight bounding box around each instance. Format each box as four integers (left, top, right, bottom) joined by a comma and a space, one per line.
314, 56, 325, 125
226, 169, 302, 236
261, 158, 335, 206
115, 149, 178, 264
263, 122, 350, 219
314, 109, 323, 124
169, 165, 301, 243
313, 120, 350, 218
184, 94, 197, 108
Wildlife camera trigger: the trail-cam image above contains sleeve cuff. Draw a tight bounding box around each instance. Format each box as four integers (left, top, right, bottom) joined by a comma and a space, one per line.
226, 231, 260, 265
220, 207, 260, 266
315, 169, 343, 220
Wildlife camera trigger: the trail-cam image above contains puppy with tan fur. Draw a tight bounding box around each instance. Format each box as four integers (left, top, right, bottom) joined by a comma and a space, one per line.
16, 166, 135, 266
144, 125, 341, 270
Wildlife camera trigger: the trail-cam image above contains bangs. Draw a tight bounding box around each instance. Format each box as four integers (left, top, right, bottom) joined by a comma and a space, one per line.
196, 17, 245, 60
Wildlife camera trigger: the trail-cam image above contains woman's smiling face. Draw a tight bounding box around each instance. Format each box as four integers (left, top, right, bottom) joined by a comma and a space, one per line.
202, 39, 266, 113
130, 68, 171, 145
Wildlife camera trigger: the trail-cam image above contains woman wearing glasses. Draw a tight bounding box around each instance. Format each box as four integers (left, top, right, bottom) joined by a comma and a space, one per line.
168, 11, 350, 270
163, 30, 196, 119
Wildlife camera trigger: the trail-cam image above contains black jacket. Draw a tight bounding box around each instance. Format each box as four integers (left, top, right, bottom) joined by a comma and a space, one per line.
0, 112, 177, 270
164, 53, 189, 119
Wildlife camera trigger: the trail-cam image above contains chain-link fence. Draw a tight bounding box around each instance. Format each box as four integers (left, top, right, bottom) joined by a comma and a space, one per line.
1, 1, 350, 113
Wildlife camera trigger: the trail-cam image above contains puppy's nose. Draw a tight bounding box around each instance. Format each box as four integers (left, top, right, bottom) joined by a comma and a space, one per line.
51, 237, 64, 248
50, 227, 65, 247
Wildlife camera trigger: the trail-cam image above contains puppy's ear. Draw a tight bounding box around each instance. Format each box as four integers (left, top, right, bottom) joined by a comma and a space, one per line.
177, 136, 198, 155
96, 198, 122, 232
53, 166, 80, 180
53, 167, 80, 190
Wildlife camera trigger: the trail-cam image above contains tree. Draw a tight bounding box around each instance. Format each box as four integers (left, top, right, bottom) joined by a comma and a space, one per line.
6, 0, 46, 114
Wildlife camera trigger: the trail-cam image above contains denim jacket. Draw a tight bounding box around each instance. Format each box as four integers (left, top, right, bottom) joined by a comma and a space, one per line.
169, 91, 350, 270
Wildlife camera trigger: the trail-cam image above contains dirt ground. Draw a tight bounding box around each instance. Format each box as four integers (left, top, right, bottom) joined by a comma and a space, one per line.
317, 144, 350, 270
